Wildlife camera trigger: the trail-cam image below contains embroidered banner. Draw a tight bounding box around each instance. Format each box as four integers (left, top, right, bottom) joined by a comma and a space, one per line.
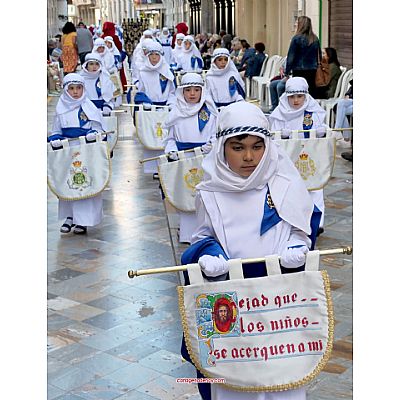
178, 253, 333, 391
158, 148, 204, 212
135, 105, 169, 150
274, 132, 336, 191
47, 135, 111, 201
110, 72, 123, 97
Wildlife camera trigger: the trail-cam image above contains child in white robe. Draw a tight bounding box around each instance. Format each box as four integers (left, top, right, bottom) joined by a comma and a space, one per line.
48, 73, 106, 235
176, 35, 203, 72
80, 53, 115, 116
93, 38, 117, 75
171, 33, 185, 65
205, 48, 246, 108
163, 73, 218, 243
159, 27, 173, 65
134, 41, 177, 175
181, 101, 321, 400
104, 36, 123, 107
268, 77, 329, 234
135, 40, 176, 106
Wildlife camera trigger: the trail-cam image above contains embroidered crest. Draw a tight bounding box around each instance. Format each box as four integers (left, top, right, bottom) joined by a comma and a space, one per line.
159, 74, 167, 81
67, 152, 92, 190
295, 151, 316, 180
154, 122, 165, 139
303, 112, 313, 129
199, 108, 209, 122
267, 193, 275, 209
78, 109, 88, 122
184, 167, 204, 193
96, 79, 101, 89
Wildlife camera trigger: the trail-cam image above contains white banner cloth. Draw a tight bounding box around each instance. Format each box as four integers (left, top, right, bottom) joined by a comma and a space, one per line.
47, 134, 111, 201
274, 130, 336, 191
178, 251, 333, 392
103, 115, 118, 151
135, 105, 169, 150
110, 72, 123, 97
158, 148, 204, 212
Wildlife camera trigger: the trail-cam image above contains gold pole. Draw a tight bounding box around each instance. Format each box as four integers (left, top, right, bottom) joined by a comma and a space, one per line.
61, 131, 115, 142
127, 246, 352, 278
270, 128, 353, 134
139, 147, 198, 164
112, 109, 128, 113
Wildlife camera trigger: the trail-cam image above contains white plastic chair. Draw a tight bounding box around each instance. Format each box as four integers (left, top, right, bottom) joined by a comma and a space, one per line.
250, 55, 282, 100
245, 55, 268, 99
321, 68, 353, 127
259, 56, 287, 111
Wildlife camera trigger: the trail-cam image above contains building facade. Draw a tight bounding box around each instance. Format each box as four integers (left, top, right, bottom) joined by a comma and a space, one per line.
48, 0, 352, 68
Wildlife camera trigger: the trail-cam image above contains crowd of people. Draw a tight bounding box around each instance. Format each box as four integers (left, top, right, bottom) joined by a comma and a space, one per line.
47, 15, 352, 400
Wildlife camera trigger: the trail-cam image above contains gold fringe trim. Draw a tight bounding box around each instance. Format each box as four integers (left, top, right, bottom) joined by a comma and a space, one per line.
47, 144, 112, 202
177, 270, 334, 392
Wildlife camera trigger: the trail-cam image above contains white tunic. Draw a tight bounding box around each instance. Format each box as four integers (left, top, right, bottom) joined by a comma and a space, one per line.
51, 108, 104, 227
206, 73, 244, 105
163, 112, 217, 153
137, 69, 176, 105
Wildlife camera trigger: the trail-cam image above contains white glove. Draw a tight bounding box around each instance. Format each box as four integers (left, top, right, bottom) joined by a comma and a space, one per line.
50, 139, 62, 148
199, 254, 229, 277
117, 62, 122, 70
316, 126, 326, 137
86, 132, 97, 142
281, 128, 292, 138
167, 151, 179, 161
280, 246, 308, 269
201, 142, 213, 154
102, 107, 111, 116
143, 103, 152, 110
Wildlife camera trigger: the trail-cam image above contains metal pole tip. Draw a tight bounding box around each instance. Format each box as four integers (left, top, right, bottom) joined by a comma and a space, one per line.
128, 270, 137, 278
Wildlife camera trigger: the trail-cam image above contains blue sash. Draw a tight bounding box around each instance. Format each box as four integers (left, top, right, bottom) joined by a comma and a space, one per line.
159, 74, 168, 93
91, 99, 105, 109
95, 78, 102, 98
48, 127, 91, 140
198, 104, 211, 132
176, 141, 205, 151
78, 107, 90, 128
260, 189, 282, 235
228, 76, 246, 98
214, 101, 235, 108
303, 110, 314, 138
134, 91, 153, 104
191, 56, 203, 70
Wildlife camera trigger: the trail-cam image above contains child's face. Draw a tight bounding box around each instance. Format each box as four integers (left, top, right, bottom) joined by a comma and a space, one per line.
67, 84, 84, 99
106, 41, 113, 49
149, 53, 161, 65
214, 56, 228, 69
97, 46, 105, 54
184, 41, 191, 50
177, 39, 183, 46
224, 135, 265, 177
288, 94, 306, 109
183, 86, 202, 103
87, 61, 100, 72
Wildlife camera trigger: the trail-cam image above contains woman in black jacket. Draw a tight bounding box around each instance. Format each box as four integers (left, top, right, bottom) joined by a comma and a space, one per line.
285, 16, 321, 98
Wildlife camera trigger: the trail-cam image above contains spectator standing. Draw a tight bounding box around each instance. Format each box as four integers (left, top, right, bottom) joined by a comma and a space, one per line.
285, 16, 320, 98
61, 22, 78, 74
76, 21, 94, 66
